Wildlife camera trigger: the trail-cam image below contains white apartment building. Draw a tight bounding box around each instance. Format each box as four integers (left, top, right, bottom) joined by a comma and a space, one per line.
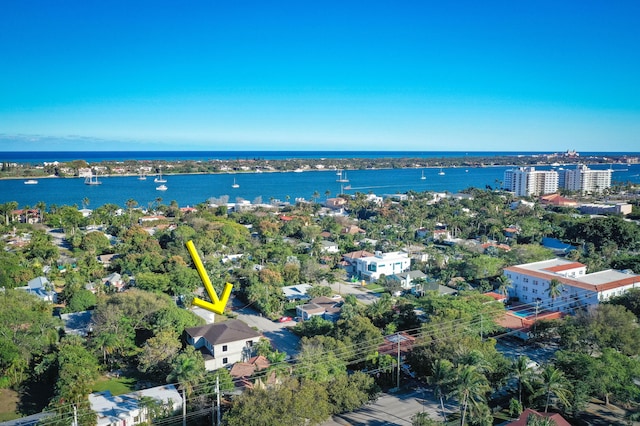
504, 259, 640, 313
503, 167, 558, 197
562, 164, 612, 194
353, 251, 411, 282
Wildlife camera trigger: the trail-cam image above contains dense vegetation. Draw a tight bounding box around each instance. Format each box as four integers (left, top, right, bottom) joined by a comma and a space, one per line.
1, 183, 639, 424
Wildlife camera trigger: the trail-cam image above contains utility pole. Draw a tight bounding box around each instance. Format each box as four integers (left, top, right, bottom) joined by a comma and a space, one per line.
72, 404, 78, 426
182, 387, 186, 426
396, 332, 401, 390
216, 375, 221, 426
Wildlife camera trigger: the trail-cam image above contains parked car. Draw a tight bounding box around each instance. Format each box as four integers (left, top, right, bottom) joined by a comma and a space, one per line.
278, 316, 293, 323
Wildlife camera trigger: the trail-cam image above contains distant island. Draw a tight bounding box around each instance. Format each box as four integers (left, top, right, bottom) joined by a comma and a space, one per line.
1, 150, 638, 180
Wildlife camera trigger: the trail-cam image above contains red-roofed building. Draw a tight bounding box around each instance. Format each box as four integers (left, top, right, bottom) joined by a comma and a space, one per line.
378, 332, 415, 357
504, 259, 640, 314
484, 292, 507, 303
540, 193, 578, 207
505, 408, 571, 426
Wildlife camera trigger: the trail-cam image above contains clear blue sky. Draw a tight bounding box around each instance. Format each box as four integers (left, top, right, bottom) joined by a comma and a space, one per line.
1, 1, 639, 152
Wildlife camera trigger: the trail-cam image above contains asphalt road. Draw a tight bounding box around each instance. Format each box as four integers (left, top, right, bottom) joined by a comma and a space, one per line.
322, 387, 454, 426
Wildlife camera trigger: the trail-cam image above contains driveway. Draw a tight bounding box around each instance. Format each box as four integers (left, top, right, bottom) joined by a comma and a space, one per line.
230, 296, 301, 357
328, 281, 381, 305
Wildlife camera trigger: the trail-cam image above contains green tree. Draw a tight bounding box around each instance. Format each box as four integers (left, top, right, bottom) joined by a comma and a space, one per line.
450, 364, 490, 426
327, 371, 379, 414
532, 365, 572, 413
166, 346, 206, 396
65, 289, 97, 313
546, 279, 563, 307
428, 359, 454, 422
512, 356, 535, 405
138, 330, 181, 376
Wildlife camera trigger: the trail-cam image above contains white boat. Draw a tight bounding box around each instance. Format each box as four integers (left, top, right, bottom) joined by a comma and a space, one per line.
154, 168, 166, 183
232, 178, 240, 188
138, 171, 147, 180
293, 168, 304, 173
84, 174, 102, 185
24, 179, 38, 185
420, 170, 426, 180
438, 168, 445, 176
336, 169, 342, 175
336, 171, 349, 183
156, 184, 168, 191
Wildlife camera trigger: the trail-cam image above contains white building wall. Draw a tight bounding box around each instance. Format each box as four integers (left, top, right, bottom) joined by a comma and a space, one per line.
354, 251, 411, 282
209, 339, 254, 370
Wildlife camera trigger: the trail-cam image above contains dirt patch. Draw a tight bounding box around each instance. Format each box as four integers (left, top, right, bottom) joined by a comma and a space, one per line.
0, 388, 20, 422
574, 399, 636, 426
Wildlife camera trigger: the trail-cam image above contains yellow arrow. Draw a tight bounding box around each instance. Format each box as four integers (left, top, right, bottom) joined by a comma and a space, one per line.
186, 240, 233, 315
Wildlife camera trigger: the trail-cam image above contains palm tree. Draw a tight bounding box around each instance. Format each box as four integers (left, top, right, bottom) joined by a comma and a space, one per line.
82, 197, 90, 209
546, 279, 563, 308
451, 364, 490, 426
428, 359, 454, 422
496, 274, 512, 299
533, 365, 572, 413
513, 356, 534, 404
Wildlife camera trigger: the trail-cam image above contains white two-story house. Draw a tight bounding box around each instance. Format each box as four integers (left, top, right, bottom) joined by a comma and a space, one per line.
353, 251, 411, 283
504, 258, 640, 313
185, 319, 261, 371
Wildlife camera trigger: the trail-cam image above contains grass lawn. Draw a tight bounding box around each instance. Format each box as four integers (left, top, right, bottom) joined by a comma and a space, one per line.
92, 376, 137, 396
0, 388, 20, 422
362, 282, 385, 293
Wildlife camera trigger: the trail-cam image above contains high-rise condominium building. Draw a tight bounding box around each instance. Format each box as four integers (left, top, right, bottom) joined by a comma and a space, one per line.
562, 164, 612, 194
503, 167, 558, 197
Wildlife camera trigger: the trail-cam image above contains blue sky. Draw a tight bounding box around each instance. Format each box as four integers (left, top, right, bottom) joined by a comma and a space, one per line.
1, 1, 639, 152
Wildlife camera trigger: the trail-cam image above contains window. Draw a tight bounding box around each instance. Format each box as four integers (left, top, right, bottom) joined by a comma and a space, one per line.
523, 286, 528, 292
532, 289, 538, 294
367, 264, 377, 272
222, 357, 228, 364
533, 280, 538, 286
523, 278, 529, 283
222, 345, 228, 352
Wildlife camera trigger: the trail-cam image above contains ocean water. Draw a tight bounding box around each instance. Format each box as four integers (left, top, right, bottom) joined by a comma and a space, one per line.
2, 163, 639, 209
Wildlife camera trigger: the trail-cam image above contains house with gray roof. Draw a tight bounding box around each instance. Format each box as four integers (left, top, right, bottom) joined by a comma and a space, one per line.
296, 296, 343, 322
16, 276, 56, 302
184, 319, 261, 371
389, 270, 427, 292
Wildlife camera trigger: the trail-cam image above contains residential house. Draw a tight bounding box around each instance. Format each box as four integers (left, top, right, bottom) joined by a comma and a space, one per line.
89, 384, 182, 426
229, 355, 278, 389
504, 258, 640, 314
60, 310, 93, 337
325, 197, 348, 212
282, 284, 313, 302
97, 253, 119, 268
388, 270, 427, 293
341, 224, 365, 235
414, 280, 458, 297
352, 251, 411, 283
504, 408, 571, 426
541, 237, 576, 256
296, 296, 343, 321
102, 272, 125, 292
378, 332, 415, 358
16, 276, 56, 302
320, 240, 339, 254
340, 250, 375, 277
184, 319, 261, 370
